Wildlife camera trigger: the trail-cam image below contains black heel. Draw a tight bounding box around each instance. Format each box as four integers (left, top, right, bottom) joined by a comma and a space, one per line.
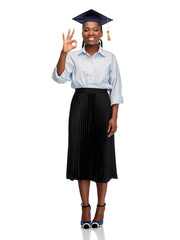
80, 203, 91, 229
91, 203, 106, 228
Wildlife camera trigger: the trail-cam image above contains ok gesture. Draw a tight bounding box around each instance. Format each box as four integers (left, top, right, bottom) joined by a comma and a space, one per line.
62, 29, 77, 53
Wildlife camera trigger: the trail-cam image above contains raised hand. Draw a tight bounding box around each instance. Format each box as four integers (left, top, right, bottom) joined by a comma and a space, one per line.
62, 29, 77, 53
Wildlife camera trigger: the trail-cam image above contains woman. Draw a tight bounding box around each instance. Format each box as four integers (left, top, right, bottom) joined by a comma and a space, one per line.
52, 9, 124, 229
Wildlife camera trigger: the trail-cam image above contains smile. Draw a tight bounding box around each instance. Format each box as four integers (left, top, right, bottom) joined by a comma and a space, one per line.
87, 37, 96, 41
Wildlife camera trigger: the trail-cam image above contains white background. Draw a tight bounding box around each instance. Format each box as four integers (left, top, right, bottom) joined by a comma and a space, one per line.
0, 0, 180, 239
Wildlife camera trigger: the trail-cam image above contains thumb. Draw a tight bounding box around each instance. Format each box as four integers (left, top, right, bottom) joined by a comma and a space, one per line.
71, 40, 77, 48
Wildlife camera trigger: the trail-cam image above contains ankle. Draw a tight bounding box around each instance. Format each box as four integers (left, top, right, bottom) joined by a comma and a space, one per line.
81, 200, 89, 205
97, 202, 106, 206
81, 202, 90, 207
98, 202, 105, 205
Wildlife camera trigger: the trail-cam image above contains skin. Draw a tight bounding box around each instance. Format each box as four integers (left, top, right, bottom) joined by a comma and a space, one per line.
56, 22, 119, 222
81, 21, 103, 56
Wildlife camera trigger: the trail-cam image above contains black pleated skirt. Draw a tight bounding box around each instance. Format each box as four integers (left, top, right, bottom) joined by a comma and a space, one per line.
66, 87, 118, 183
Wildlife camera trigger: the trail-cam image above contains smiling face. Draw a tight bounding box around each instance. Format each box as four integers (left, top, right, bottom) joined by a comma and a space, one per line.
82, 21, 103, 46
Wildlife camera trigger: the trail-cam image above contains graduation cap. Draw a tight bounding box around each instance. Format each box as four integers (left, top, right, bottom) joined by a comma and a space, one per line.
72, 9, 113, 41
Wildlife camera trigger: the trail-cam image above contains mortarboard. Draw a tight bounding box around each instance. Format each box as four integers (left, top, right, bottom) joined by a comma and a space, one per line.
72, 9, 113, 41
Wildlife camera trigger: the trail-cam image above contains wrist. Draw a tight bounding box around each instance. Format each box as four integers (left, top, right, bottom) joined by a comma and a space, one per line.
61, 49, 68, 54
111, 114, 118, 119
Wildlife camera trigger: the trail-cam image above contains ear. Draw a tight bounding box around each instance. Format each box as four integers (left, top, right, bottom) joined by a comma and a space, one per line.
101, 31, 103, 38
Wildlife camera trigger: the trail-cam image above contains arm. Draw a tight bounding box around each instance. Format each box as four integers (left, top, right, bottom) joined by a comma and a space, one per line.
52, 51, 74, 83
109, 54, 124, 107
108, 54, 124, 137
108, 104, 119, 137
112, 104, 119, 119
57, 50, 68, 76
52, 29, 77, 83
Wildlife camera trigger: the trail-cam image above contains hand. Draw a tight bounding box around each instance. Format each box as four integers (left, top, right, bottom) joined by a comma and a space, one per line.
62, 29, 77, 53
107, 117, 118, 137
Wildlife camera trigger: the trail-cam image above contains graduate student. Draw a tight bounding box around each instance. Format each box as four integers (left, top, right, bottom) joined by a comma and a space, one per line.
52, 9, 124, 229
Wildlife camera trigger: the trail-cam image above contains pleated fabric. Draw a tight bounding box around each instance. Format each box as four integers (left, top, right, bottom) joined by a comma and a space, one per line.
66, 88, 118, 183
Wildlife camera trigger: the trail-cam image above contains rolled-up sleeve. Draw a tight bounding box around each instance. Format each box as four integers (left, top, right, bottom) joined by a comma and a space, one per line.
109, 54, 124, 106
52, 52, 74, 83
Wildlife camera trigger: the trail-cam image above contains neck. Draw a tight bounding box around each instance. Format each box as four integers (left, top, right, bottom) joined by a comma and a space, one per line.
85, 43, 100, 53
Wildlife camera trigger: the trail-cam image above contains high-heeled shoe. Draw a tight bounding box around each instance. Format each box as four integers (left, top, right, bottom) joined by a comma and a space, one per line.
80, 203, 91, 229
91, 203, 106, 228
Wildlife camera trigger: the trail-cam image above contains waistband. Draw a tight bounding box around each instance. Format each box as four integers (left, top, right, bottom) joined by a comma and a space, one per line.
75, 88, 107, 93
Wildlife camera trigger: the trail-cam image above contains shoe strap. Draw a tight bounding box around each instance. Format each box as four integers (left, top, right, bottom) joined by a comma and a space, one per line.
81, 203, 91, 209
97, 203, 106, 207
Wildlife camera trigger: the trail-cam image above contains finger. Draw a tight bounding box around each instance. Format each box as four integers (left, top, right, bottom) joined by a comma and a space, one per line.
66, 29, 71, 39
107, 127, 111, 137
108, 132, 112, 137
107, 125, 111, 133
70, 39, 77, 43
108, 126, 117, 137
72, 41, 77, 49
108, 128, 114, 137
62, 33, 65, 41
69, 29, 75, 40
70, 39, 77, 46
108, 131, 114, 137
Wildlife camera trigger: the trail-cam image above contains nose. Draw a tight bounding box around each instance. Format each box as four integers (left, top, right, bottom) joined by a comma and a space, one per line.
88, 29, 95, 35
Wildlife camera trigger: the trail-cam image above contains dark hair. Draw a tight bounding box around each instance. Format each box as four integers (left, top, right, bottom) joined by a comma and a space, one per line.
82, 23, 103, 48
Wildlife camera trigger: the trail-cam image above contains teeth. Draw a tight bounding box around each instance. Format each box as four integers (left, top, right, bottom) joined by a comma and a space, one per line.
88, 38, 95, 40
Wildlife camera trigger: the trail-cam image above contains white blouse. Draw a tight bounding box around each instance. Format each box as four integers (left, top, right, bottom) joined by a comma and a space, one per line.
52, 44, 124, 106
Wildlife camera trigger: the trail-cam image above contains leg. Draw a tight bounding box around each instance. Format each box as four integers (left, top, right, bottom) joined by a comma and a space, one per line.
78, 180, 91, 222
93, 182, 107, 222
